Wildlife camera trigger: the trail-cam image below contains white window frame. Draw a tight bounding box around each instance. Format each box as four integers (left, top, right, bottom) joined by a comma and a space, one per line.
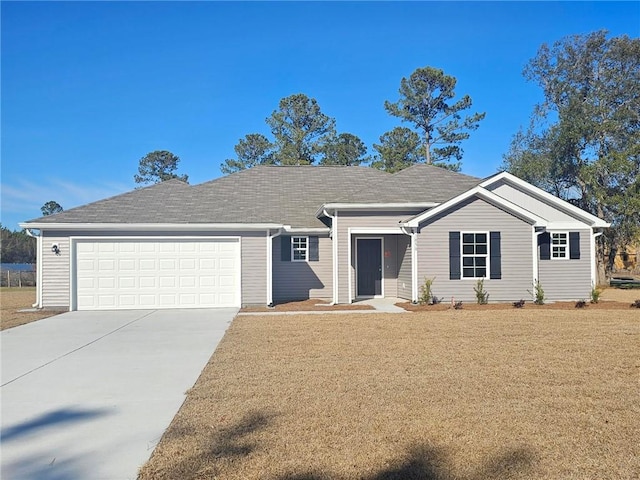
551, 232, 568, 259
461, 231, 489, 279
291, 236, 308, 262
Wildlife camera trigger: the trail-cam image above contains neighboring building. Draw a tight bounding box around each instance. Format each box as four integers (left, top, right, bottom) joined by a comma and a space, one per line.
20, 165, 609, 310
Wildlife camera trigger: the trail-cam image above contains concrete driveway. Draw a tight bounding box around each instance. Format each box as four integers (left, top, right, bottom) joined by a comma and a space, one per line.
1, 308, 237, 480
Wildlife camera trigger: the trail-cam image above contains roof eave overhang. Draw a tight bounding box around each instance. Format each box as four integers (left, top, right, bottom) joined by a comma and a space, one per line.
18, 222, 286, 231
316, 202, 439, 218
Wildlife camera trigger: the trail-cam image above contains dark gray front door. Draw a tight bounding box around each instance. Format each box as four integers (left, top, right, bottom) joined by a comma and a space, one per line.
357, 239, 382, 296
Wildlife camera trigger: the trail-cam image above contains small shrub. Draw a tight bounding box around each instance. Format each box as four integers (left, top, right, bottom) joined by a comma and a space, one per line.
513, 299, 525, 308
431, 296, 443, 305
474, 279, 489, 304
528, 280, 545, 305
631, 299, 640, 308
590, 285, 602, 304
575, 300, 587, 308
419, 277, 435, 305
453, 301, 463, 310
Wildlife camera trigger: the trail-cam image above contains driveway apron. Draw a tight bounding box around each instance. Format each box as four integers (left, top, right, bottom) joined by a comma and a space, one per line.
1, 308, 237, 480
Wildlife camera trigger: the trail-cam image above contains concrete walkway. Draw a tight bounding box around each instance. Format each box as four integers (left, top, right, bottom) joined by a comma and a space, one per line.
238, 297, 409, 316
1, 308, 236, 480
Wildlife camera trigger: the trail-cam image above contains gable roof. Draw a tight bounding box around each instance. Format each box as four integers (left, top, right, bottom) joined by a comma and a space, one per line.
479, 172, 610, 228
20, 165, 486, 229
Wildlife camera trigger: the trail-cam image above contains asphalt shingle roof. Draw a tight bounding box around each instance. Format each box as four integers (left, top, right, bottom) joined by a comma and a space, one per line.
25, 165, 481, 228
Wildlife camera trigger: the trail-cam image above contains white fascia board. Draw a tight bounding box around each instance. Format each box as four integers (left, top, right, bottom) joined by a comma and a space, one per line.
18, 222, 285, 231
480, 172, 610, 228
403, 186, 547, 228
316, 202, 438, 218
283, 226, 330, 234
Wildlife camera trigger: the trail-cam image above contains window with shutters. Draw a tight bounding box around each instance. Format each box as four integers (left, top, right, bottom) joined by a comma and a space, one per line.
291, 236, 308, 262
462, 232, 488, 278
551, 232, 568, 259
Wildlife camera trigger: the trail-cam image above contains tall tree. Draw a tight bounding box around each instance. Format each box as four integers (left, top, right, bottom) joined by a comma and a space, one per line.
221, 134, 274, 174
0, 224, 36, 263
266, 93, 336, 165
371, 127, 420, 173
41, 201, 63, 216
385, 66, 485, 170
501, 31, 640, 281
320, 133, 369, 166
134, 150, 188, 186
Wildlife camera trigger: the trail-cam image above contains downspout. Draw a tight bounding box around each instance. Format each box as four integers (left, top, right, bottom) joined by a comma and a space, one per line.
591, 229, 604, 288
25, 228, 42, 308
323, 209, 338, 305
400, 226, 418, 303
266, 228, 284, 307
532, 226, 546, 302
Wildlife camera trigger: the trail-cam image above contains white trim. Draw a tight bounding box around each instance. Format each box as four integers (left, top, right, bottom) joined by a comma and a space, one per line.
347, 228, 352, 303
350, 227, 404, 234
332, 210, 339, 304
283, 227, 329, 234
460, 231, 490, 279
317, 202, 438, 217
20, 222, 284, 231
550, 232, 569, 260
69, 235, 242, 311
480, 172, 610, 227
532, 228, 546, 302
266, 228, 283, 306
354, 236, 384, 298
591, 230, 603, 287
403, 186, 548, 228
291, 236, 309, 262
411, 229, 418, 303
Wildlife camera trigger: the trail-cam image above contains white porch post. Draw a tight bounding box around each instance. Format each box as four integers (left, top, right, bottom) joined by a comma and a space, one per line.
411, 229, 418, 303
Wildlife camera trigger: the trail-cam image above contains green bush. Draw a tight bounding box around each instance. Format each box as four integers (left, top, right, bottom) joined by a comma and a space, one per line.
529, 280, 545, 305
590, 285, 601, 304
474, 279, 489, 304
418, 277, 435, 305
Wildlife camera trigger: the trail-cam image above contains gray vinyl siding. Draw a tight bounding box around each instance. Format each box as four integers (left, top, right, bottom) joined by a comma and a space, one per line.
42, 232, 71, 308
273, 235, 332, 302
336, 210, 420, 303
40, 229, 267, 309
538, 230, 592, 301
417, 197, 534, 302
487, 180, 581, 223
397, 235, 412, 300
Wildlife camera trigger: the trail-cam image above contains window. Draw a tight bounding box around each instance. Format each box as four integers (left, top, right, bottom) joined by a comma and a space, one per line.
291, 236, 308, 261
462, 232, 488, 278
552, 232, 568, 259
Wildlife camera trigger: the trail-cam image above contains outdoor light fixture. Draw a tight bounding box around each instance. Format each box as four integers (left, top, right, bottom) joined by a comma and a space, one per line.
51, 243, 61, 255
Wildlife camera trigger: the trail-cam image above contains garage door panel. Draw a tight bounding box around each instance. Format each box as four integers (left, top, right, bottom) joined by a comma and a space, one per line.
75, 239, 240, 310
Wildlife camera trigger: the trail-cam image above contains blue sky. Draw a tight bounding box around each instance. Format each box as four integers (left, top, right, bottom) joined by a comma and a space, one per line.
2, 1, 638, 230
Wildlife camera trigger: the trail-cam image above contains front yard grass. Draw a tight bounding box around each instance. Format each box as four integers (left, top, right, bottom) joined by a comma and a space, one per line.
0, 287, 59, 330
138, 310, 639, 480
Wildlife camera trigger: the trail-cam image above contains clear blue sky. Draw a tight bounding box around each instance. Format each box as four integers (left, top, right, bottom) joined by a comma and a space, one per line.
2, 1, 638, 230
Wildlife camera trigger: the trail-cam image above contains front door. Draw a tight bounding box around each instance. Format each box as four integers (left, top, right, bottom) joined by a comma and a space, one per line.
357, 238, 382, 297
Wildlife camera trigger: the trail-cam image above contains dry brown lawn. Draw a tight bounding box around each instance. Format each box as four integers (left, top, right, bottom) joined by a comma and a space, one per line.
0, 287, 59, 330
138, 309, 640, 480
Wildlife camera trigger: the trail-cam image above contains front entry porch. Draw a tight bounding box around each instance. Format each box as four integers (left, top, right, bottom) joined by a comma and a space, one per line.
346, 231, 415, 304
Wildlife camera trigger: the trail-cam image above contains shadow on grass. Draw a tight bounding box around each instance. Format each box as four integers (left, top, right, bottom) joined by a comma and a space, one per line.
1, 406, 112, 442
274, 444, 535, 480
140, 409, 278, 479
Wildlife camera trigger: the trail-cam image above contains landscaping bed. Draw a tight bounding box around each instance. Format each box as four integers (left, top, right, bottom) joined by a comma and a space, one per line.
138, 310, 639, 480
240, 298, 374, 312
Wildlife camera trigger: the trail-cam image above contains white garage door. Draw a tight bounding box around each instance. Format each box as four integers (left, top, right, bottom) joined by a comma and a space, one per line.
74, 238, 240, 310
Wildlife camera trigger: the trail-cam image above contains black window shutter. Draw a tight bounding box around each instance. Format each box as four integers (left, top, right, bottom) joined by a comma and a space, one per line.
281, 236, 291, 261
539, 232, 551, 260
449, 231, 461, 280
308, 236, 319, 261
569, 232, 581, 260
489, 231, 501, 279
